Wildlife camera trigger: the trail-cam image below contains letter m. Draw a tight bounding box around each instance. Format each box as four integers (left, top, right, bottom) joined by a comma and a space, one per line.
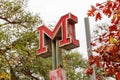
38, 13, 79, 57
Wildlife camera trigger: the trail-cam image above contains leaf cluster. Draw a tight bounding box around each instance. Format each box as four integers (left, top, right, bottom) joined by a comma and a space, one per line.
87, 0, 120, 79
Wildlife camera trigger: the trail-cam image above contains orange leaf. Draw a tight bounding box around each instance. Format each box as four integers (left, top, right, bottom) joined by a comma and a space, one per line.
105, 67, 115, 76
117, 31, 120, 37
87, 9, 95, 16
87, 6, 96, 16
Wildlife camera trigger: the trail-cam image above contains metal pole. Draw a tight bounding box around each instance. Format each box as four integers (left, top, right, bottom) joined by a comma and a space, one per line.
52, 40, 63, 70
52, 40, 56, 70
84, 17, 96, 80
56, 40, 62, 68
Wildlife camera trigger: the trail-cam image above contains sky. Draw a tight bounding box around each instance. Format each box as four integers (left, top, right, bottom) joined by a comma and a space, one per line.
27, 0, 106, 58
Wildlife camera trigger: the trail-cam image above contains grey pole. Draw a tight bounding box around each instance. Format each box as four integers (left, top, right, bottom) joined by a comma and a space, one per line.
52, 40, 56, 70
84, 17, 96, 80
51, 39, 63, 70
56, 40, 62, 68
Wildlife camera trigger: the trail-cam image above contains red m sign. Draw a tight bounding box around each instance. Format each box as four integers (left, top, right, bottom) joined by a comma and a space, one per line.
38, 13, 79, 57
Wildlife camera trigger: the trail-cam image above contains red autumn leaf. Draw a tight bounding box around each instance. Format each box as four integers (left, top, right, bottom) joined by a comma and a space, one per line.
105, 44, 118, 54
87, 0, 120, 77
95, 56, 103, 68
118, 7, 120, 11
116, 64, 120, 68
99, 5, 104, 9
102, 33, 107, 37
89, 55, 96, 65
96, 3, 101, 6
108, 10, 112, 17
114, 19, 119, 24
95, 12, 102, 21
93, 46, 104, 53
90, 42, 96, 46
109, 25, 117, 31
116, 72, 120, 80
112, 2, 117, 10
91, 5, 96, 11
96, 61, 102, 68
110, 67, 115, 74
103, 8, 112, 17
85, 67, 93, 75
109, 33, 115, 37
105, 67, 115, 76
107, 1, 112, 8
103, 8, 109, 15
98, 37, 102, 42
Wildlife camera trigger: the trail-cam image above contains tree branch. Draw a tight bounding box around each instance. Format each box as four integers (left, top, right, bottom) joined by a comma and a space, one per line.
0, 16, 30, 28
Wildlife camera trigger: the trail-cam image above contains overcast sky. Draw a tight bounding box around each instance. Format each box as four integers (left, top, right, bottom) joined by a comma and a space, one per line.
27, 0, 106, 58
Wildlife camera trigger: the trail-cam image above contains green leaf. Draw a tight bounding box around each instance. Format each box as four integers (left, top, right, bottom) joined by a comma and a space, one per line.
110, 36, 116, 44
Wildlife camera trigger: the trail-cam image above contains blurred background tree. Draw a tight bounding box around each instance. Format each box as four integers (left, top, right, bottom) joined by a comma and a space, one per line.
62, 50, 89, 80
0, 0, 42, 79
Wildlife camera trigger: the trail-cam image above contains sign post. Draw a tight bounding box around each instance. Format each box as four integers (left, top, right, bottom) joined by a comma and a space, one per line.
52, 40, 56, 70
51, 39, 62, 70
38, 13, 79, 80
56, 40, 62, 68
84, 17, 96, 80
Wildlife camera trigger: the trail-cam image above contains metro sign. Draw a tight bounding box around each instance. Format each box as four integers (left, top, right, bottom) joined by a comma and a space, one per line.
50, 68, 66, 80
38, 13, 79, 57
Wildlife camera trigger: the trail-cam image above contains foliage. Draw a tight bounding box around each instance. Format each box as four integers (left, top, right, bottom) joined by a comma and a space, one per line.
62, 51, 89, 80
86, 0, 120, 80
0, 0, 42, 80
88, 0, 120, 24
